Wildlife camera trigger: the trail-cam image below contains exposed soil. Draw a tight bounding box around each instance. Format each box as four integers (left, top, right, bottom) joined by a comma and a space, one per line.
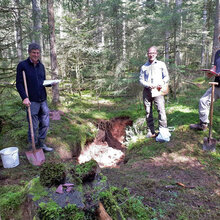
78, 117, 132, 168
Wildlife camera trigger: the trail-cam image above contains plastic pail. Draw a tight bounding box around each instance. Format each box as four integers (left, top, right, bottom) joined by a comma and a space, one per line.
0, 147, 19, 168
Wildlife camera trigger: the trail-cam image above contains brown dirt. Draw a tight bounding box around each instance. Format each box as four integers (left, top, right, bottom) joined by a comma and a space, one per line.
78, 117, 132, 168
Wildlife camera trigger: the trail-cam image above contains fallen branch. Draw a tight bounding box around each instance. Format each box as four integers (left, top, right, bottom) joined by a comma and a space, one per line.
96, 202, 112, 220
182, 81, 201, 88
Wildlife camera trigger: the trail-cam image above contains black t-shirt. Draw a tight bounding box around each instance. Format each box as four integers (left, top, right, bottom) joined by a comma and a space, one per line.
214, 50, 220, 87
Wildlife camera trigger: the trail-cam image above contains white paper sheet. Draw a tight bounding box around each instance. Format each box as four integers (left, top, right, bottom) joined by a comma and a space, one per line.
43, 80, 61, 86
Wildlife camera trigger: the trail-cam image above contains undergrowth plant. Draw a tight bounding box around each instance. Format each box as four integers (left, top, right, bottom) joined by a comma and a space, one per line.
0, 185, 27, 219
99, 186, 153, 220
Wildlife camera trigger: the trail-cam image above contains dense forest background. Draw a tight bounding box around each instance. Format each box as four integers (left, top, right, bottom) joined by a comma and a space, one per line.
1, 0, 220, 103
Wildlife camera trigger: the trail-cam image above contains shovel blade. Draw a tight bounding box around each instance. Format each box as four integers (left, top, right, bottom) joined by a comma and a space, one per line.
203, 137, 216, 152
25, 148, 45, 166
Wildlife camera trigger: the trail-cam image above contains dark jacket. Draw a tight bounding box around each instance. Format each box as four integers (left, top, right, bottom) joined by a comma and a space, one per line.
16, 58, 47, 102
214, 50, 220, 87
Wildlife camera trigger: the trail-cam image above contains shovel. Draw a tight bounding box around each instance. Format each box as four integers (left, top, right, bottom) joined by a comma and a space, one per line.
203, 82, 218, 152
23, 71, 45, 166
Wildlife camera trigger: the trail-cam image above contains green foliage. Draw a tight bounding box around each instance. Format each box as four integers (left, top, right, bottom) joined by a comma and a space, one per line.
99, 186, 152, 220
40, 162, 66, 187
29, 177, 48, 201
122, 197, 152, 220
0, 94, 27, 149
99, 188, 125, 220
0, 185, 27, 219
38, 201, 85, 220
38, 201, 62, 219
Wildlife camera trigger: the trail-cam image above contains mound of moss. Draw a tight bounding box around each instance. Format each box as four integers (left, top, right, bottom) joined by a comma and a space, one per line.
70, 159, 99, 183
40, 162, 66, 187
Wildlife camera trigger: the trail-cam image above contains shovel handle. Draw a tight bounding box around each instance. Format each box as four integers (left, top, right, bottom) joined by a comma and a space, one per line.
208, 82, 218, 141
23, 71, 36, 152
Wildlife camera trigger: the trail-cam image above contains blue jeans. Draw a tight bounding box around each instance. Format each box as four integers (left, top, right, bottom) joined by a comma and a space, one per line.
27, 101, 50, 143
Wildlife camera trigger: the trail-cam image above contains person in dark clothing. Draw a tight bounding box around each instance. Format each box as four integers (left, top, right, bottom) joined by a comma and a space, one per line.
190, 37, 220, 131
16, 43, 53, 152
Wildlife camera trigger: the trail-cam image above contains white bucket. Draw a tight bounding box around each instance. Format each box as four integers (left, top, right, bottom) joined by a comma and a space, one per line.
0, 147, 19, 168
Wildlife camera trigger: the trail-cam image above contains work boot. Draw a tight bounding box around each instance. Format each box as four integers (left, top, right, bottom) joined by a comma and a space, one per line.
38, 139, 53, 152
190, 121, 208, 131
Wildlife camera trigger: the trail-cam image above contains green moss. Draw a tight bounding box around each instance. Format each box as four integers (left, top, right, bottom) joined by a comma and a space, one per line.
99, 186, 153, 220
29, 177, 48, 201
99, 189, 125, 220
38, 200, 62, 219
0, 185, 27, 219
71, 160, 98, 183
40, 162, 66, 187
121, 197, 152, 220
38, 201, 85, 220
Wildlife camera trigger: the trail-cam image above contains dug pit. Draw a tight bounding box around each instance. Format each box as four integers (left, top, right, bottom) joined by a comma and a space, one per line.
78, 117, 132, 168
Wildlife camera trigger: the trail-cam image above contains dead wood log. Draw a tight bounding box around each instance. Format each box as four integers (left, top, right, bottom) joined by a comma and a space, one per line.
96, 202, 112, 220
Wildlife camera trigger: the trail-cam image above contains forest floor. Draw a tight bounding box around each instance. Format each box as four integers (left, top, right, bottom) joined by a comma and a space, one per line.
0, 82, 220, 219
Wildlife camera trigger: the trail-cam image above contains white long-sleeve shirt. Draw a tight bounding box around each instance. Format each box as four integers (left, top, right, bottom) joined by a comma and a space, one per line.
139, 59, 169, 88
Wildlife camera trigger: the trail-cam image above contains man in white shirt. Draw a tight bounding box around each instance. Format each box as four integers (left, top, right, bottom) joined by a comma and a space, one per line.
139, 46, 169, 138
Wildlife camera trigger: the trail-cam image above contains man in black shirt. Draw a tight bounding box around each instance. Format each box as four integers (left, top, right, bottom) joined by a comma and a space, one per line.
16, 43, 53, 152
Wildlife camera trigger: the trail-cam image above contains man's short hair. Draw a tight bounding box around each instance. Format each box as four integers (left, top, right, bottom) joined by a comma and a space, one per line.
28, 43, 41, 53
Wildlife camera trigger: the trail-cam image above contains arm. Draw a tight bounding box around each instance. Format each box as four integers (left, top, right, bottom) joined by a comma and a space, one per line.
139, 67, 153, 88
161, 62, 169, 85
156, 62, 169, 91
16, 63, 31, 107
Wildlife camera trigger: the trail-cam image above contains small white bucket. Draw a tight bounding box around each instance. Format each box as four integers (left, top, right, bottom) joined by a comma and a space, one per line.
0, 147, 19, 168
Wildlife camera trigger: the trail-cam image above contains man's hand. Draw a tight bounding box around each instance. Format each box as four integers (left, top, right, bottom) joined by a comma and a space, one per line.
157, 85, 162, 91
206, 72, 214, 78
149, 85, 162, 90
23, 98, 31, 107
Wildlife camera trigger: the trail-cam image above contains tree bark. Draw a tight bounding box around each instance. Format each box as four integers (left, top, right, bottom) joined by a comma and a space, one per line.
47, 0, 60, 104
164, 0, 170, 63
201, 0, 208, 67
32, 0, 42, 47
14, 0, 23, 61
211, 0, 220, 64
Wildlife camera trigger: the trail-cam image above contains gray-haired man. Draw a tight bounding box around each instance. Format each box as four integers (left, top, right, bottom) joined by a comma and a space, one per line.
16, 43, 53, 152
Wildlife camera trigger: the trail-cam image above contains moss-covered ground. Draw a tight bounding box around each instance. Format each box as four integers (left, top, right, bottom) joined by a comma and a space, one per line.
0, 77, 220, 219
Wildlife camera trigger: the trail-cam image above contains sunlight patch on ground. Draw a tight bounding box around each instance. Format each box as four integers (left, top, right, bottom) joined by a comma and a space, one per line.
167, 105, 196, 114
152, 152, 202, 168
81, 94, 115, 106
132, 151, 203, 170
78, 143, 124, 168
89, 99, 115, 106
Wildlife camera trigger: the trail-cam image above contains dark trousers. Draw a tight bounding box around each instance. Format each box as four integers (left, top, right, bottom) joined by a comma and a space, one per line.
27, 101, 50, 143
143, 88, 167, 134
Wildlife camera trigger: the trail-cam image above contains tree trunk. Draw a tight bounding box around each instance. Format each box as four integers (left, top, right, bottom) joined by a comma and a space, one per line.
122, 0, 126, 61
14, 0, 23, 62
32, 0, 42, 47
164, 0, 170, 63
211, 0, 220, 64
201, 0, 208, 67
47, 0, 60, 104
